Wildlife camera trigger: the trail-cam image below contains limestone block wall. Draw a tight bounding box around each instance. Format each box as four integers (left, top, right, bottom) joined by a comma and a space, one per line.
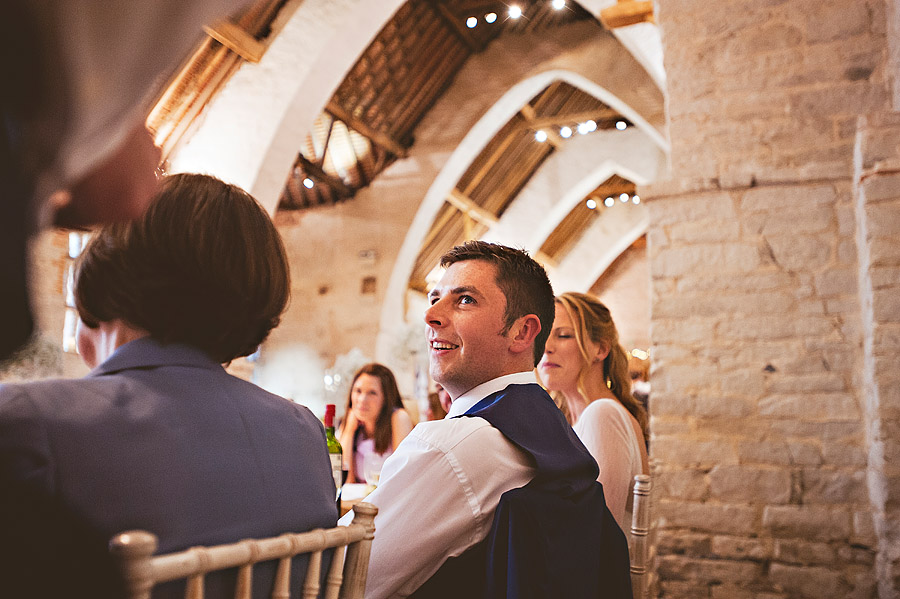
647, 182, 873, 598
649, 0, 897, 596
855, 112, 900, 596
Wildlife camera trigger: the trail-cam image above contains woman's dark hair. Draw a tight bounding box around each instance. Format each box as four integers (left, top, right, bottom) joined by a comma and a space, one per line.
74, 173, 290, 363
345, 363, 404, 454
440, 240, 554, 366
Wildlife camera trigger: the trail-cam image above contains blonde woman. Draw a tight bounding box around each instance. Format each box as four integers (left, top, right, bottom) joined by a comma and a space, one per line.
538, 292, 649, 529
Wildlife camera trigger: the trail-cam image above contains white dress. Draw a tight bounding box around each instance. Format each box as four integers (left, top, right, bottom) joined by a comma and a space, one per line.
573, 398, 643, 531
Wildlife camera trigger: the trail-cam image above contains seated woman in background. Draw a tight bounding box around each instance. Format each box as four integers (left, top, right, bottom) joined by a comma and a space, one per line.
538, 291, 649, 530
0, 173, 337, 598
340, 363, 413, 485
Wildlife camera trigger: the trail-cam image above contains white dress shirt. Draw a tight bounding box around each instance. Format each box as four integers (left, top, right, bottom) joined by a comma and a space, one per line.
340, 372, 537, 599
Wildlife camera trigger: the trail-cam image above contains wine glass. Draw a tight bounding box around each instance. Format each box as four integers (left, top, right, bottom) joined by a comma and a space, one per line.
363, 461, 381, 489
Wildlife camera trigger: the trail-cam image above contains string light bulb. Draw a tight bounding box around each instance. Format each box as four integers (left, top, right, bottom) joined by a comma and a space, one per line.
616, 120, 627, 130
303, 178, 315, 188
485, 12, 497, 23
559, 126, 572, 138
552, 0, 566, 8
534, 130, 548, 143
509, 5, 522, 19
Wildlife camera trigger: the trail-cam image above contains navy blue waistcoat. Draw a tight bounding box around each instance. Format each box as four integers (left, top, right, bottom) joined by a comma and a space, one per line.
411, 383, 632, 599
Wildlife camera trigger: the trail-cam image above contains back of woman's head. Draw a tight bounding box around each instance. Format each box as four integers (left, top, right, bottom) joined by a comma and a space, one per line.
556, 292, 648, 441
74, 173, 290, 363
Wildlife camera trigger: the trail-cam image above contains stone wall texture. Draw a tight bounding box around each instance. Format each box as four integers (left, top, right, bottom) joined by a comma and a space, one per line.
649, 0, 899, 596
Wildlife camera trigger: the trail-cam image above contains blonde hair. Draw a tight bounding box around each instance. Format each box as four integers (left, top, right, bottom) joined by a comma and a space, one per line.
554, 292, 649, 442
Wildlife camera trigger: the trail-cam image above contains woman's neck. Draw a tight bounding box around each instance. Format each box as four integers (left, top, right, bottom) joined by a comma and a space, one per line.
562, 391, 589, 423
564, 366, 617, 422
360, 420, 377, 438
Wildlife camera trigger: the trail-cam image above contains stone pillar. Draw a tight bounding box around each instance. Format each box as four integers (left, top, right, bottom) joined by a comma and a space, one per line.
855, 112, 900, 597
648, 0, 894, 596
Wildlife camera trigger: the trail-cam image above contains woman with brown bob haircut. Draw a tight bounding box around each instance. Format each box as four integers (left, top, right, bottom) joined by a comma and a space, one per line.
75, 172, 288, 363
0, 173, 337, 598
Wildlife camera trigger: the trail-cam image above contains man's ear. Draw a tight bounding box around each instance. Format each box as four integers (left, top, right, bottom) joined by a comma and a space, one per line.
508, 314, 541, 356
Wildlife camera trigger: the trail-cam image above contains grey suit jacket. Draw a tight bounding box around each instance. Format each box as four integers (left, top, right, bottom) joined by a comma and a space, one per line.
0, 337, 337, 598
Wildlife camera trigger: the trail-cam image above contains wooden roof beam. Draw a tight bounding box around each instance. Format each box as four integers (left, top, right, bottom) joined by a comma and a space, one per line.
428, 1, 484, 52
600, 0, 655, 28
446, 189, 498, 227
325, 100, 409, 158
295, 153, 354, 199
419, 205, 459, 253
461, 128, 522, 195
446, 189, 554, 266
204, 21, 265, 63
520, 105, 564, 147
518, 108, 620, 131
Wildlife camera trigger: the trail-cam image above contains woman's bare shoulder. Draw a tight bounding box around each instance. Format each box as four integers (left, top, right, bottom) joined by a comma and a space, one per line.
392, 407, 413, 423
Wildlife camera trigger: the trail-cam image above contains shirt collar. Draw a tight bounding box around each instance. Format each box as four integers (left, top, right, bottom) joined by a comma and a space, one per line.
89, 336, 221, 377
446, 371, 538, 417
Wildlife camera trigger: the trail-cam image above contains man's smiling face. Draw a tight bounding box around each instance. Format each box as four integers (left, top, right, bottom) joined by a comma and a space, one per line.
425, 260, 513, 400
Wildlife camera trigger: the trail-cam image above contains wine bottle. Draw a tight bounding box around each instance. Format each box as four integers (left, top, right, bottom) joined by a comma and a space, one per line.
324, 404, 343, 514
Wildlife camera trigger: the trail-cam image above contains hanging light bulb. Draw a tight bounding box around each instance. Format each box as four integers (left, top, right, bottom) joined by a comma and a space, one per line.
616, 120, 627, 130
509, 5, 522, 19
303, 178, 315, 189
632, 195, 641, 204
485, 12, 497, 23
552, 0, 566, 8
466, 16, 477, 28
604, 197, 615, 207
619, 193, 629, 203
534, 130, 548, 143
586, 198, 597, 209
559, 126, 572, 138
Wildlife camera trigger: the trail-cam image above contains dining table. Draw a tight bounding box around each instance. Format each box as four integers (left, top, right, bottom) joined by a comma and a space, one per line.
339, 483, 374, 517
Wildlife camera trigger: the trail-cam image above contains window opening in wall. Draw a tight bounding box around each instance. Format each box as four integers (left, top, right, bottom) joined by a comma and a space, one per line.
62, 231, 91, 353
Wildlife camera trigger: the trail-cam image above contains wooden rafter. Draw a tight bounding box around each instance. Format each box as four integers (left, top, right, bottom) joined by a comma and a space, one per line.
518, 108, 620, 131
429, 1, 484, 52
600, 0, 654, 28
461, 127, 523, 195
325, 100, 409, 158
203, 21, 266, 62
519, 104, 565, 147
419, 204, 459, 251
295, 153, 354, 199
445, 189, 499, 226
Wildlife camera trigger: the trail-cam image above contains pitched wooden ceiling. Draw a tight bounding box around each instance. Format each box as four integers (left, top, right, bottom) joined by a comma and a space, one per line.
539, 174, 636, 263
147, 0, 639, 292
408, 82, 633, 292
277, 0, 595, 210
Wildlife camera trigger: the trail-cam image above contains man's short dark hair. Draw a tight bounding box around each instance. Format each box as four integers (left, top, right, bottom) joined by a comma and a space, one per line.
75, 173, 290, 363
440, 241, 554, 366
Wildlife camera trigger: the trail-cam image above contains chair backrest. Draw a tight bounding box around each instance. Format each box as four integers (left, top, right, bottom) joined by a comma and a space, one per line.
109, 502, 377, 599
629, 474, 652, 599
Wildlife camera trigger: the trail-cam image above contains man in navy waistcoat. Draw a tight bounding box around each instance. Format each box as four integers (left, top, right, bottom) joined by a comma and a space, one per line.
341, 241, 631, 598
